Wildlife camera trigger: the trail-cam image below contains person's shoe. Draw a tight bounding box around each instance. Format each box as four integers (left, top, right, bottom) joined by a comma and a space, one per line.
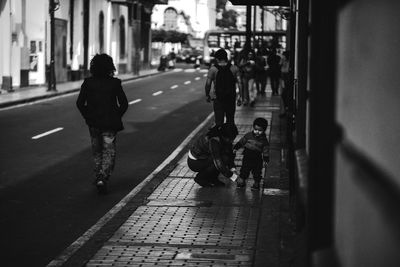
96, 179, 108, 194
211, 179, 226, 187
251, 182, 260, 190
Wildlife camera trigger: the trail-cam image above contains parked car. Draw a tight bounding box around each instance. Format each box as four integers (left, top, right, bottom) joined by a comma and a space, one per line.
185, 48, 203, 64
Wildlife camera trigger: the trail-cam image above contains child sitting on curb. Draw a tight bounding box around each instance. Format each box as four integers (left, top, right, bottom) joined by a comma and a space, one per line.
233, 117, 270, 190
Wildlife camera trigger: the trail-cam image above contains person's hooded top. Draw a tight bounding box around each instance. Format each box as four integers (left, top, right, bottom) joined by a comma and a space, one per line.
190, 125, 237, 178
76, 76, 128, 131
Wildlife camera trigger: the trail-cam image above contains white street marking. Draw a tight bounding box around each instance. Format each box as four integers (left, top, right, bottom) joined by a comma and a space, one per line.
46, 112, 214, 267
184, 81, 191, 85
32, 127, 64, 140
203, 74, 207, 77
152, 91, 163, 96
184, 69, 196, 73
170, 85, 178, 89
129, 98, 142, 105
195, 77, 201, 80
199, 69, 208, 73
173, 68, 183, 72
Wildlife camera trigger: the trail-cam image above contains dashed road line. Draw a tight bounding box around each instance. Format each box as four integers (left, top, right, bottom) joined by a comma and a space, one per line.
32, 127, 64, 140
195, 77, 201, 81
170, 85, 178, 89
152, 91, 163, 96
129, 98, 142, 105
184, 81, 191, 85
46, 112, 214, 267
184, 69, 196, 73
203, 74, 207, 77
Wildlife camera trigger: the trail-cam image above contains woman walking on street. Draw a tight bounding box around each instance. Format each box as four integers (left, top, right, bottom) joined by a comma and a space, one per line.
76, 54, 128, 194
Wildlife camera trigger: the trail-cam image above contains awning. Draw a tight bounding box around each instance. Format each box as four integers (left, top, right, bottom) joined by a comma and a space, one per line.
229, 0, 290, 6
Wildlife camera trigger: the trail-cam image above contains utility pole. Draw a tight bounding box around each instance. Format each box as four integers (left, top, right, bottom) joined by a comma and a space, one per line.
245, 5, 251, 49
48, 0, 57, 91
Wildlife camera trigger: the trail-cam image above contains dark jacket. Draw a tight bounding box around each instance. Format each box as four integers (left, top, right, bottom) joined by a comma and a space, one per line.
190, 135, 235, 178
233, 132, 270, 161
76, 76, 128, 131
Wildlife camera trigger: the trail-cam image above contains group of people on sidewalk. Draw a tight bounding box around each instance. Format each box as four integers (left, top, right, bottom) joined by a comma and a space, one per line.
187, 48, 272, 190
75, 47, 284, 194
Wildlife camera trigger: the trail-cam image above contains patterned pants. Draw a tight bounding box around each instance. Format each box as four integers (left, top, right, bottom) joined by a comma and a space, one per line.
89, 127, 117, 181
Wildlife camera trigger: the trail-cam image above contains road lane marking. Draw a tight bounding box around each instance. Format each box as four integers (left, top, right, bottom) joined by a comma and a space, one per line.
32, 127, 64, 140
46, 112, 214, 267
184, 69, 196, 73
170, 85, 178, 89
199, 69, 208, 73
152, 91, 163, 96
129, 98, 142, 105
203, 74, 207, 77
195, 77, 201, 80
173, 68, 183, 72
184, 81, 191, 85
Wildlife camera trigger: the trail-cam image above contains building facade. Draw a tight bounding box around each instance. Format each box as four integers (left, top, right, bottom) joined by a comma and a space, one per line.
0, 0, 164, 90
152, 0, 216, 39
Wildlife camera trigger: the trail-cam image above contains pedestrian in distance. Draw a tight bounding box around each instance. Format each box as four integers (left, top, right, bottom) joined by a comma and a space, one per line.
254, 48, 267, 96
205, 48, 242, 127
267, 48, 281, 96
239, 50, 257, 107
187, 123, 239, 187
76, 53, 128, 194
280, 50, 290, 117
233, 117, 270, 190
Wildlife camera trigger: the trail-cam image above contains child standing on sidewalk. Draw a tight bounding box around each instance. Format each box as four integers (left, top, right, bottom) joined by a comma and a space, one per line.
233, 117, 270, 190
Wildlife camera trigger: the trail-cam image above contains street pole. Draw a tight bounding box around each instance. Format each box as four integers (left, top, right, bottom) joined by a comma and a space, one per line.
48, 0, 57, 91
245, 5, 251, 49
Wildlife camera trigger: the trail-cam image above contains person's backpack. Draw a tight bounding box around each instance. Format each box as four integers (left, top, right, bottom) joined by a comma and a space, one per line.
215, 63, 236, 100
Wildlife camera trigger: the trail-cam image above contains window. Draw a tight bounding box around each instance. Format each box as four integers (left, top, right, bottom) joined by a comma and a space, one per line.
119, 16, 126, 58
99, 11, 104, 53
164, 7, 177, 30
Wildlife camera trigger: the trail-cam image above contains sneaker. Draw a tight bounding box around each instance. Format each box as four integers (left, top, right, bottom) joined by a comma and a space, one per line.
251, 182, 260, 190
236, 179, 246, 188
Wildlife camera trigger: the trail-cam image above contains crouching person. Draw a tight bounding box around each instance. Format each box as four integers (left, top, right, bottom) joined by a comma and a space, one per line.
187, 123, 239, 187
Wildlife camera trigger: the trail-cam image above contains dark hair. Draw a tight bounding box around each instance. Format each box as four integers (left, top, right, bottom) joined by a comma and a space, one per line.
214, 48, 228, 61
253, 117, 268, 131
90, 53, 116, 77
207, 123, 238, 140
282, 50, 290, 59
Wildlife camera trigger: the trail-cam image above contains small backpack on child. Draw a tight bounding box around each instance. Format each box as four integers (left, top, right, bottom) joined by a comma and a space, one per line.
215, 63, 236, 100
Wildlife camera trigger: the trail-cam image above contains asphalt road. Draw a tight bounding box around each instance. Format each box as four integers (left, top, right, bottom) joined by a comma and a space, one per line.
0, 65, 212, 266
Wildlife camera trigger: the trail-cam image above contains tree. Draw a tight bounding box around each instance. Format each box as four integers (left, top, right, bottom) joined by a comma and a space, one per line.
151, 29, 189, 44
216, 9, 238, 29
216, 0, 228, 10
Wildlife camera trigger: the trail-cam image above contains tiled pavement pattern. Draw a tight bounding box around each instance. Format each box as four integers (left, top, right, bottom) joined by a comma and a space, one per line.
86, 95, 291, 267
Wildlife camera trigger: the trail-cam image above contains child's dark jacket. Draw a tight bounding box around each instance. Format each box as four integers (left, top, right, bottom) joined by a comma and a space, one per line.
233, 132, 269, 161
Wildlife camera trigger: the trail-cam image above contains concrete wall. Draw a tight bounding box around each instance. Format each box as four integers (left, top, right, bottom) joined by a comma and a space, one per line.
335, 0, 400, 266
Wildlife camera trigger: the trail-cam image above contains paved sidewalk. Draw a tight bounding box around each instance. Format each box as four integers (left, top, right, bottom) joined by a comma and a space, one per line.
83, 95, 292, 267
0, 68, 160, 109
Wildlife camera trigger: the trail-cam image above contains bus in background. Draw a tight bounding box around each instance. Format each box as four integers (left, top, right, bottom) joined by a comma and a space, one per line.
203, 29, 287, 66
